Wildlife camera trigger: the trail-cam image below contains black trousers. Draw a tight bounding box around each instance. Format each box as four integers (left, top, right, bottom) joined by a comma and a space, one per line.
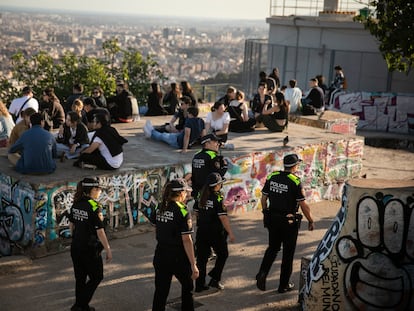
71, 247, 103, 310
152, 245, 194, 311
195, 229, 228, 287
76, 150, 115, 170
258, 215, 299, 288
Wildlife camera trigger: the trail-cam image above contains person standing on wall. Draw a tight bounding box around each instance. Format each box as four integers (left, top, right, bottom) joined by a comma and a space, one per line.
69, 177, 112, 311
152, 179, 199, 311
256, 154, 314, 293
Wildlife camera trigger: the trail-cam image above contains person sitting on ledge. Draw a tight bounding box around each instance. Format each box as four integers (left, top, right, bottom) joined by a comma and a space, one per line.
8, 112, 57, 174
143, 106, 205, 153
261, 91, 289, 133
74, 113, 128, 170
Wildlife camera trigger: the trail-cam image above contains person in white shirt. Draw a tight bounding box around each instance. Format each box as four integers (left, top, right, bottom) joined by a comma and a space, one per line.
8, 86, 39, 123
205, 101, 233, 149
284, 80, 302, 114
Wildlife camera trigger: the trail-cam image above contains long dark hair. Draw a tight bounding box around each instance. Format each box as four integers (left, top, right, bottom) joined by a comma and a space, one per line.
275, 92, 288, 112
159, 181, 182, 213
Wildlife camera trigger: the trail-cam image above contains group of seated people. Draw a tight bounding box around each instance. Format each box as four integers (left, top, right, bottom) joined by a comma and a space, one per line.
1, 84, 129, 175
142, 83, 292, 152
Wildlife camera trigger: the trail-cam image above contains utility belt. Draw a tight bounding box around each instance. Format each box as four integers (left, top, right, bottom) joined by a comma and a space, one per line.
272, 211, 302, 224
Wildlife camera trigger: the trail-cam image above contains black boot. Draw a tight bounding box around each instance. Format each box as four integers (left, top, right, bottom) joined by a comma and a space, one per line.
256, 271, 267, 291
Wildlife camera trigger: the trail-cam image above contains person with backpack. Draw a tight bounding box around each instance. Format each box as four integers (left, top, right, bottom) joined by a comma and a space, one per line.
8, 86, 39, 123
107, 81, 138, 123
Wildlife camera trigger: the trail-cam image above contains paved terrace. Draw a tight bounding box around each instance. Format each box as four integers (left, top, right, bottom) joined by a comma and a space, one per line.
0, 109, 364, 257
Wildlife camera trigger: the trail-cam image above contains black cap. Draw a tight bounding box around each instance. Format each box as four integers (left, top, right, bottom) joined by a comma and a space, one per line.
334, 65, 342, 70
81, 177, 101, 188
206, 172, 225, 187
170, 178, 192, 192
283, 154, 302, 168
179, 96, 192, 104
200, 133, 221, 145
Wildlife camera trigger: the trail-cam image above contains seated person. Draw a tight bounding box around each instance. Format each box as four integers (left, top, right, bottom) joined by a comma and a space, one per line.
145, 82, 168, 116
301, 78, 325, 115
0, 100, 15, 147
83, 97, 110, 131
71, 98, 88, 126
143, 106, 205, 153
8, 112, 57, 174
155, 96, 192, 133
107, 81, 136, 123
56, 111, 89, 160
228, 90, 255, 133
250, 82, 273, 127
41, 87, 65, 130
74, 113, 128, 170
217, 86, 237, 111
261, 92, 289, 132
205, 101, 230, 143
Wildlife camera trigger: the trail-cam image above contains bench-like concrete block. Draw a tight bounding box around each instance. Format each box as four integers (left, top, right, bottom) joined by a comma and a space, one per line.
302, 179, 414, 311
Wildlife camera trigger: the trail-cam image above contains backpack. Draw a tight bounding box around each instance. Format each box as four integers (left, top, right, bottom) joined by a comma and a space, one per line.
118, 95, 139, 123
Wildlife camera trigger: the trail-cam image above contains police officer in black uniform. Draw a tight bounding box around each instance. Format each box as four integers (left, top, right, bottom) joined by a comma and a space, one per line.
152, 179, 199, 311
256, 154, 314, 293
69, 177, 112, 311
191, 133, 227, 207
194, 172, 235, 292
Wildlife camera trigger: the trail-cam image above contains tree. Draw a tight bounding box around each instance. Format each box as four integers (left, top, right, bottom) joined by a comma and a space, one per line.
355, 1, 414, 73
1, 38, 164, 107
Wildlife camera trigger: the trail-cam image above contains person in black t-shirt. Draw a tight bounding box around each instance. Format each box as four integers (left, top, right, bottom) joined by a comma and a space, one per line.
256, 154, 314, 294
69, 177, 112, 311
194, 173, 235, 292
152, 179, 199, 311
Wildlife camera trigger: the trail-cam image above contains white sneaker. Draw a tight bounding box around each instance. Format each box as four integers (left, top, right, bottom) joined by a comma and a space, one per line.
143, 122, 153, 138
145, 120, 153, 131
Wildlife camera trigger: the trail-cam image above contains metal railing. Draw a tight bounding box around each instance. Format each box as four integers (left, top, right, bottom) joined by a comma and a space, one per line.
269, 0, 371, 17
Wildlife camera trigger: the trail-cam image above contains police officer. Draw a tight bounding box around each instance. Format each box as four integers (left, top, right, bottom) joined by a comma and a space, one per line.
69, 177, 112, 311
256, 154, 314, 293
152, 179, 199, 311
191, 133, 227, 206
194, 172, 235, 292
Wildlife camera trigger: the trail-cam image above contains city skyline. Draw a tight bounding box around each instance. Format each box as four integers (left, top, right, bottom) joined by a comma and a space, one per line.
0, 0, 269, 21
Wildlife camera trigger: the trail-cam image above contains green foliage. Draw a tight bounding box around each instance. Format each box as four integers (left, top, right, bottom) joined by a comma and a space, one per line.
1, 38, 164, 106
355, 1, 414, 73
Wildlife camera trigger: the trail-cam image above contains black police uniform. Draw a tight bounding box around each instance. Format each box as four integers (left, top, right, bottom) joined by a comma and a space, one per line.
191, 148, 227, 202
194, 191, 228, 290
257, 170, 305, 290
152, 201, 194, 311
69, 197, 105, 310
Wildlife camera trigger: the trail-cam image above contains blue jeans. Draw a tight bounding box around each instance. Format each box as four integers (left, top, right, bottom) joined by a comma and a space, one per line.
151, 130, 179, 148
56, 143, 89, 159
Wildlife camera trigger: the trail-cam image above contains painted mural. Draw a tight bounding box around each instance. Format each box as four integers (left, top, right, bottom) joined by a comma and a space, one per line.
303, 180, 414, 311
0, 138, 363, 257
330, 91, 414, 134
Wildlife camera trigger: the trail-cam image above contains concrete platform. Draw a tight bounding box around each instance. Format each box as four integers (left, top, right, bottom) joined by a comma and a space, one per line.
0, 112, 364, 257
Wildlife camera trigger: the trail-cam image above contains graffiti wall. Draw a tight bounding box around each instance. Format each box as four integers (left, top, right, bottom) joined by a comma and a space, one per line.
0, 138, 363, 257
330, 91, 414, 134
303, 179, 414, 311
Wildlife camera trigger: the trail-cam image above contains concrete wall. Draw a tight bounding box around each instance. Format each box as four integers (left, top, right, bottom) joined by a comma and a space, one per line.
302, 179, 414, 311
330, 91, 414, 134
0, 138, 363, 257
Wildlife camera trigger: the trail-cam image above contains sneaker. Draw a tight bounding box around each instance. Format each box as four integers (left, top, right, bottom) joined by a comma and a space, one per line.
278, 282, 295, 293
208, 278, 224, 290
145, 120, 154, 132
256, 272, 267, 291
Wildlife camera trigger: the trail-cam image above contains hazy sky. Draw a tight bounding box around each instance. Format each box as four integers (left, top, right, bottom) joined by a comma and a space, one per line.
0, 0, 270, 20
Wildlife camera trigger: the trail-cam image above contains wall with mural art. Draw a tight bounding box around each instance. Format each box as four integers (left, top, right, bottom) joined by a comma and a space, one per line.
330, 91, 414, 134
302, 179, 414, 311
0, 138, 363, 257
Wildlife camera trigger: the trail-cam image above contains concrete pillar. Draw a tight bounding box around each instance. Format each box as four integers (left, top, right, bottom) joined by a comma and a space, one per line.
302, 179, 414, 311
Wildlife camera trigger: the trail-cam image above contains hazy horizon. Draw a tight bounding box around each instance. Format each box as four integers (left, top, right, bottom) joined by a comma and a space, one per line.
0, 0, 269, 21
